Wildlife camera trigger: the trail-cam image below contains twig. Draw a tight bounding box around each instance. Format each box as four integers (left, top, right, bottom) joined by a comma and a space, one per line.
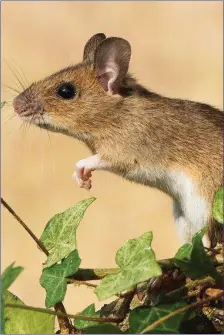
68, 268, 120, 281
115, 288, 136, 319
165, 284, 187, 297
165, 277, 214, 298
157, 258, 176, 270
205, 247, 222, 255
54, 302, 74, 333
140, 290, 224, 333
1, 198, 49, 255
186, 277, 215, 290
4, 303, 123, 323
1, 197, 72, 333
67, 279, 97, 289
69, 259, 175, 282
67, 278, 134, 300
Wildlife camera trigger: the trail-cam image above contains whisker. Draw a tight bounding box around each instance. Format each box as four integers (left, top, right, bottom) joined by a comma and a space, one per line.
3, 84, 21, 95
2, 99, 13, 105
41, 115, 56, 174
4, 59, 26, 91
4, 58, 27, 90
25, 120, 31, 135
11, 59, 29, 88
39, 119, 45, 176
19, 122, 25, 138
20, 121, 29, 140
7, 122, 21, 138
27, 115, 35, 152
3, 79, 21, 93
3, 113, 17, 124
3, 102, 13, 108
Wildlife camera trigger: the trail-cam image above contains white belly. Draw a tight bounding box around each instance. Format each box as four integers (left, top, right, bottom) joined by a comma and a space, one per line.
126, 167, 210, 240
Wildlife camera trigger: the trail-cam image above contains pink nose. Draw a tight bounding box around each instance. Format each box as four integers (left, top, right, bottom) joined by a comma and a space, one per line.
13, 96, 23, 114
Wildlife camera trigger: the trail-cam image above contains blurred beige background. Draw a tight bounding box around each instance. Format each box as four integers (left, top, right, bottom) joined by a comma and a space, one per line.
1, 1, 223, 316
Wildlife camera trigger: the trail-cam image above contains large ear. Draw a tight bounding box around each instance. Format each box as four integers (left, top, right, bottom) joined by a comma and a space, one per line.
93, 37, 131, 94
83, 33, 106, 62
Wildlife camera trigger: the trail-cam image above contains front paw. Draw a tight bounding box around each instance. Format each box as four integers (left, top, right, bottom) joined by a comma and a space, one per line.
72, 165, 92, 190
73, 172, 92, 190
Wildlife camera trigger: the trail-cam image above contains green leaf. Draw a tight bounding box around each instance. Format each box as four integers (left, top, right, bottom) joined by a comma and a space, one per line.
1, 101, 6, 109
74, 304, 100, 329
173, 234, 217, 279
129, 302, 186, 333
40, 250, 81, 308
212, 188, 224, 224
1, 263, 23, 293
83, 324, 122, 334
94, 232, 162, 301
3, 291, 55, 334
180, 313, 219, 334
1, 264, 23, 334
40, 197, 95, 267
3, 293, 50, 334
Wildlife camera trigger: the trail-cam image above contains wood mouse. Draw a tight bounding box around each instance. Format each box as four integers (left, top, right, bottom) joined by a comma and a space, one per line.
13, 33, 223, 247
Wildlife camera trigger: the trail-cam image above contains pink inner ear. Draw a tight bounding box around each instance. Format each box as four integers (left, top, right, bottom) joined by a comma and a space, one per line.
97, 62, 119, 94
97, 73, 111, 92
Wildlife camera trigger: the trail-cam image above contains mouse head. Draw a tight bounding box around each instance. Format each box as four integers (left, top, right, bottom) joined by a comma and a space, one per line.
13, 33, 131, 135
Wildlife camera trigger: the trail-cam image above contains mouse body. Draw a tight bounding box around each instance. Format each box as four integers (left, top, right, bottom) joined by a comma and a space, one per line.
13, 33, 223, 246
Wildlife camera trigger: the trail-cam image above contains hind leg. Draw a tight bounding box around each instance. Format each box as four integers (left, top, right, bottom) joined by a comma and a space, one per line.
172, 200, 211, 247
172, 201, 192, 244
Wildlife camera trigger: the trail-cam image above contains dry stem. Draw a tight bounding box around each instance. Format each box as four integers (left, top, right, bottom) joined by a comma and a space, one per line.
1, 197, 73, 333
141, 290, 224, 333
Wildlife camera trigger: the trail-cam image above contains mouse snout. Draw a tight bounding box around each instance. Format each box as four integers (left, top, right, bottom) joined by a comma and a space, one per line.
13, 95, 24, 115
13, 92, 43, 120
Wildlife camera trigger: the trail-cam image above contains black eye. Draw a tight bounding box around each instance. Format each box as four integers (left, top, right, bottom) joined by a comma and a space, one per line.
57, 83, 76, 99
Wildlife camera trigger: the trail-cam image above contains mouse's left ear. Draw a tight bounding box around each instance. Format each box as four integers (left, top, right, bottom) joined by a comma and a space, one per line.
93, 37, 131, 94
83, 33, 106, 62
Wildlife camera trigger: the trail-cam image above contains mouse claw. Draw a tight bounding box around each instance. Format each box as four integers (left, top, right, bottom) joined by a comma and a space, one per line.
72, 171, 92, 190
83, 180, 92, 191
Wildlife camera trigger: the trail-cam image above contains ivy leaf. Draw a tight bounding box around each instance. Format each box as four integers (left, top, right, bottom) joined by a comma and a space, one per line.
74, 309, 122, 334
83, 324, 122, 334
1, 101, 6, 109
3, 291, 55, 334
173, 234, 217, 279
1, 264, 23, 333
40, 197, 95, 267
1, 263, 23, 293
129, 302, 186, 333
94, 232, 161, 301
74, 304, 100, 329
179, 313, 219, 334
40, 250, 81, 308
212, 188, 223, 224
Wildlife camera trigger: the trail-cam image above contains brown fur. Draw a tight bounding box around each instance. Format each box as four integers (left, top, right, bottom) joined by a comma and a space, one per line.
13, 35, 223, 244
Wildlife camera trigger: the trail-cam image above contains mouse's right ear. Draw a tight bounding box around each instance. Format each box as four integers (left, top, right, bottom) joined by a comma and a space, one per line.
93, 37, 131, 95
83, 33, 106, 62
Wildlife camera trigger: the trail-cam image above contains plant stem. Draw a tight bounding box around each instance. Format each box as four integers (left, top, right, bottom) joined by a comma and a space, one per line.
69, 268, 120, 281
1, 198, 49, 255
68, 279, 97, 288
158, 258, 176, 270
4, 303, 122, 323
54, 302, 74, 333
165, 284, 187, 297
140, 290, 224, 333
115, 288, 136, 319
165, 277, 215, 298
1, 197, 72, 333
69, 259, 175, 282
